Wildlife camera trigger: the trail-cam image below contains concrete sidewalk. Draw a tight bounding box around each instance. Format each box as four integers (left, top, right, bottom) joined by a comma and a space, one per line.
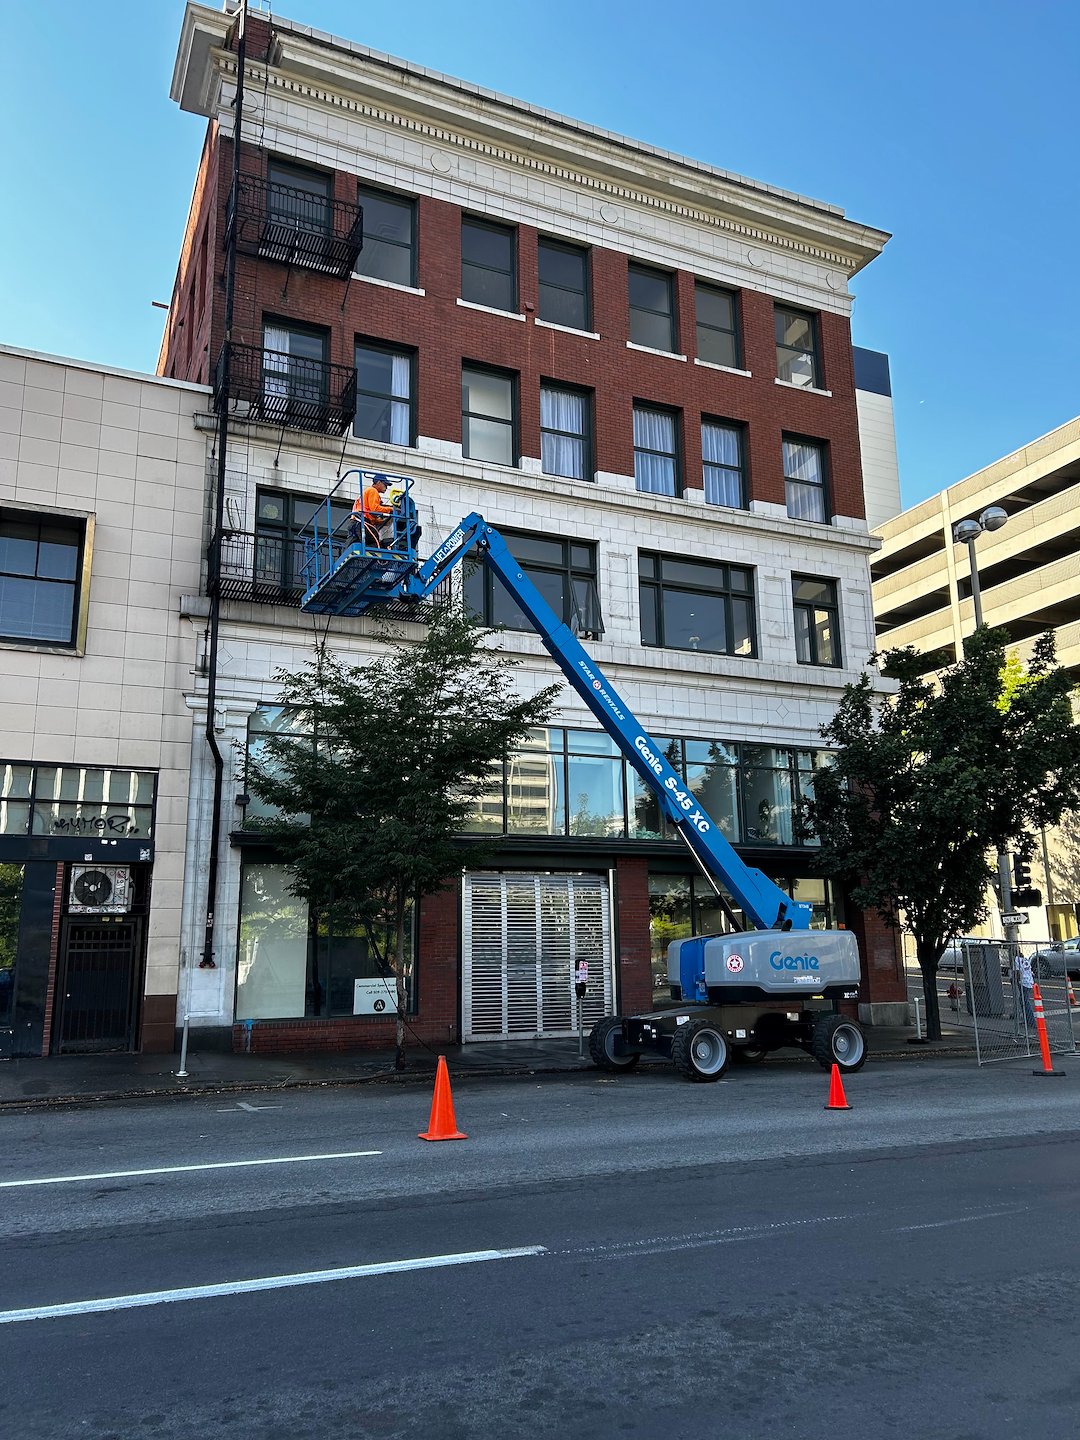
0, 1022, 980, 1110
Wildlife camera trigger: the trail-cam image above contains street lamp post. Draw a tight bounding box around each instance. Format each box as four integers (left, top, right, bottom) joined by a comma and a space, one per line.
951, 507, 1018, 953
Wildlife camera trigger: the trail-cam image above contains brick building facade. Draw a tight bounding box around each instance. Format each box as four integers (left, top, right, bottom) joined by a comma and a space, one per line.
157, 0, 906, 1054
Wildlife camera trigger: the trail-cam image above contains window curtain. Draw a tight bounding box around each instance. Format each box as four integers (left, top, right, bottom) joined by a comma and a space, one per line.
389, 353, 411, 445
702, 422, 742, 506
263, 324, 289, 399
634, 408, 676, 495
783, 441, 825, 521
541, 388, 585, 479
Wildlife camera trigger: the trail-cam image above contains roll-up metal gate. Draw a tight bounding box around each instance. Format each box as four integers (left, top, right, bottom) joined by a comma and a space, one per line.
462, 872, 614, 1040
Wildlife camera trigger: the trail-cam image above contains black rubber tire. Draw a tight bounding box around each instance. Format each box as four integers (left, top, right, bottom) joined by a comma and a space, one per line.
671, 1020, 729, 1082
810, 1014, 867, 1072
588, 1016, 640, 1071
733, 1046, 767, 1065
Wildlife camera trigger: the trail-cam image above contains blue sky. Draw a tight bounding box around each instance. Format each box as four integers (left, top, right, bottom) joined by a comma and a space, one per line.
1, 0, 1075, 509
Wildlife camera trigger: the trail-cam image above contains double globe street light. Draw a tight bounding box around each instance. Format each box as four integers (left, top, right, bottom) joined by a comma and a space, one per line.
951, 504, 1023, 960
952, 505, 1009, 628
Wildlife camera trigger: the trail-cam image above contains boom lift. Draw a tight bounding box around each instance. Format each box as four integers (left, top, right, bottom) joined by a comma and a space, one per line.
300, 478, 866, 1082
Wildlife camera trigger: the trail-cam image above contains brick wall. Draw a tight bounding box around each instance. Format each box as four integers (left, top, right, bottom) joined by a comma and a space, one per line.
614, 856, 653, 1015
38, 863, 65, 1057
161, 137, 866, 523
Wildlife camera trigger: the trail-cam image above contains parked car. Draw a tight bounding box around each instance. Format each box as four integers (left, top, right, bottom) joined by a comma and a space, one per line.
1027, 936, 1080, 981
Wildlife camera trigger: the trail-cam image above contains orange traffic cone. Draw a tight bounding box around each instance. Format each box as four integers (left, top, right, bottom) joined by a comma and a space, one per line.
825, 1062, 852, 1111
1068, 979, 1077, 1008
419, 1055, 468, 1141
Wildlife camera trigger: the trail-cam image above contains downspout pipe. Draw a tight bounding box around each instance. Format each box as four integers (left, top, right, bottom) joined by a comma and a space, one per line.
201, 3, 249, 968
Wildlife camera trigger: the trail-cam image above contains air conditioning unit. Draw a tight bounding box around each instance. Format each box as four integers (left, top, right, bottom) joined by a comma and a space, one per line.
69, 865, 133, 915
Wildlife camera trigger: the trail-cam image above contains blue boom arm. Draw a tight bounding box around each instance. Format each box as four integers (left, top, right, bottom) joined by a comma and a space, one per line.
395, 514, 811, 933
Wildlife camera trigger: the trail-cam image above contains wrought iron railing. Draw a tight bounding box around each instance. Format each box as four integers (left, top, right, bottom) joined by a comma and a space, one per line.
225, 175, 363, 278
214, 342, 357, 435
209, 530, 446, 623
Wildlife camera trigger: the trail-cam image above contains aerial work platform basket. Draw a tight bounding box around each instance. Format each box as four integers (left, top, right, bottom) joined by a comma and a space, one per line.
299, 468, 420, 618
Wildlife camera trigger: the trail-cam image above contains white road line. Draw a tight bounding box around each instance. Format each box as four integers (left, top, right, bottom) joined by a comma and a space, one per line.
0, 1150, 382, 1189
895, 1207, 1027, 1233
0, 1248, 547, 1326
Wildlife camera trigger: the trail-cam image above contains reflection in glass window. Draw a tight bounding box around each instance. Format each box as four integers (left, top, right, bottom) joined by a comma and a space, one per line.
741, 745, 794, 845
462, 365, 515, 465
629, 264, 675, 351
695, 283, 739, 368
683, 740, 740, 840
465, 531, 602, 638
567, 732, 624, 837
236, 862, 309, 1020
538, 239, 590, 330
793, 576, 841, 666
775, 305, 820, 387
639, 552, 755, 656
356, 187, 416, 287
0, 764, 32, 836
649, 874, 692, 994
32, 766, 155, 838
0, 511, 84, 646
508, 730, 565, 834
783, 438, 829, 523
0, 861, 22, 1027
461, 218, 516, 311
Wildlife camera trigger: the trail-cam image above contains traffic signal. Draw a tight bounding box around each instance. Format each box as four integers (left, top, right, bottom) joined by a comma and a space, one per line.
1011, 854, 1042, 909
1012, 854, 1031, 892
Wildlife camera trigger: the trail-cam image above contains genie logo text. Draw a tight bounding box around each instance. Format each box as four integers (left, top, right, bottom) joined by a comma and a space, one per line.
769, 951, 820, 971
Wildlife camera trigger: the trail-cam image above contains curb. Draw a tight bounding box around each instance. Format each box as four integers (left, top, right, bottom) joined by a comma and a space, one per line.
0, 1045, 975, 1112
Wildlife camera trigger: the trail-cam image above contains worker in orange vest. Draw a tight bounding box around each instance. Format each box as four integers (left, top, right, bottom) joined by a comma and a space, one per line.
347, 474, 393, 548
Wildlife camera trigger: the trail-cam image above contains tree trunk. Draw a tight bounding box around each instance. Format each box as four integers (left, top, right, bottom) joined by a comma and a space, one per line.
915, 937, 943, 1041
394, 901, 407, 1071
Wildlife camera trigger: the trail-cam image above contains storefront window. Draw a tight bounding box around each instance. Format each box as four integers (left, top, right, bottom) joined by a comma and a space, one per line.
237, 860, 416, 1020
741, 746, 794, 845
30, 766, 154, 838
236, 862, 309, 1020
567, 732, 624, 837
628, 738, 678, 840
684, 740, 740, 841
245, 706, 312, 823
648, 874, 692, 995
0, 862, 22, 1026
507, 729, 565, 835
0, 765, 32, 835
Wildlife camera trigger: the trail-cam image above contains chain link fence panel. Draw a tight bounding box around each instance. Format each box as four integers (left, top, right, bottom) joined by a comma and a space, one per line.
931, 939, 1076, 1064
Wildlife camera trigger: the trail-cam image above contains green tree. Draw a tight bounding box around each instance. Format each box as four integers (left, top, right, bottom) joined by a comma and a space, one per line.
809, 628, 1080, 1040
245, 606, 559, 1066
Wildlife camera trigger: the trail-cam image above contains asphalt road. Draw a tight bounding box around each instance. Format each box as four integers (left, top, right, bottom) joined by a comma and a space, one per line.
2, 1057, 1079, 1439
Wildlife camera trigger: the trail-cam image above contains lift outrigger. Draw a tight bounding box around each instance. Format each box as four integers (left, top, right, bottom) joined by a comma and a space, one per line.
300, 476, 866, 1082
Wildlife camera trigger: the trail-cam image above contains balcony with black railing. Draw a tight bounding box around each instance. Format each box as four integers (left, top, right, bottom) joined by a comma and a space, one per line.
225, 175, 363, 278
215, 343, 357, 435
208, 531, 446, 623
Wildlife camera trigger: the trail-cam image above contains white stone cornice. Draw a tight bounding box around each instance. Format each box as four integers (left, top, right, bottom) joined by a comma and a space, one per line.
173, 3, 888, 276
